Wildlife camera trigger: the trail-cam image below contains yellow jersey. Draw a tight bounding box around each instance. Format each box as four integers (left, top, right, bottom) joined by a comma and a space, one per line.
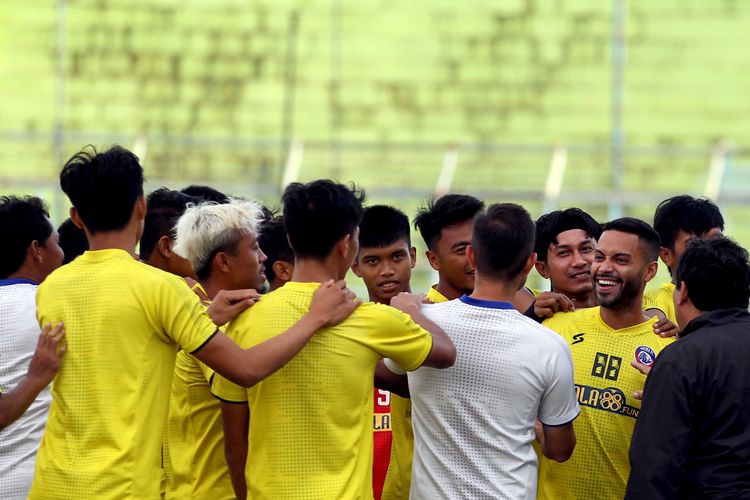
642, 282, 677, 324
381, 285, 450, 499
212, 281, 433, 500
30, 249, 217, 500
538, 307, 674, 500
426, 286, 449, 304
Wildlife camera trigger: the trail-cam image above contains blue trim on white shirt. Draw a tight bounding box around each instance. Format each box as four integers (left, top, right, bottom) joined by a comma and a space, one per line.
459, 295, 514, 310
0, 278, 38, 287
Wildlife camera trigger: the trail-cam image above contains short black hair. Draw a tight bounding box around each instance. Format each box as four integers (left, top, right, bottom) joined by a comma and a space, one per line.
181, 185, 230, 204
359, 205, 411, 249
58, 218, 88, 265
472, 203, 535, 281
653, 195, 724, 250
0, 196, 53, 278
676, 237, 750, 311
535, 208, 602, 261
602, 217, 660, 262
258, 216, 293, 282
282, 180, 365, 260
139, 188, 199, 260
413, 194, 484, 250
60, 145, 144, 234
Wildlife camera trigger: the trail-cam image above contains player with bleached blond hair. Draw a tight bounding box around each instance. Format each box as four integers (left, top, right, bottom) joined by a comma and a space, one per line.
161, 198, 269, 500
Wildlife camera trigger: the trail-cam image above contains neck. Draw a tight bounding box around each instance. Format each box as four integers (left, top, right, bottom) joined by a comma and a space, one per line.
469, 274, 518, 304
87, 230, 139, 254
201, 276, 231, 301
554, 287, 596, 309
599, 296, 649, 330
435, 279, 469, 301
8, 265, 43, 284
292, 257, 346, 283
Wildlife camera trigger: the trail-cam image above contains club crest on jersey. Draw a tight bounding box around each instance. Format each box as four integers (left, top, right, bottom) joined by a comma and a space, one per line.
634, 346, 656, 366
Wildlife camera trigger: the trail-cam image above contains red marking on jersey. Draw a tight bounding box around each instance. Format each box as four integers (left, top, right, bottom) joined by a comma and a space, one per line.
373, 388, 392, 500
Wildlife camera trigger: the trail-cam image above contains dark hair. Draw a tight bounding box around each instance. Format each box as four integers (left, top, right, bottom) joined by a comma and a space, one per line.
654, 195, 724, 250
0, 196, 53, 278
282, 180, 365, 260
181, 185, 230, 204
414, 194, 484, 249
535, 208, 602, 261
602, 217, 660, 262
676, 237, 750, 311
258, 216, 293, 282
472, 203, 535, 281
58, 218, 88, 265
359, 205, 411, 248
139, 188, 199, 260
60, 145, 144, 234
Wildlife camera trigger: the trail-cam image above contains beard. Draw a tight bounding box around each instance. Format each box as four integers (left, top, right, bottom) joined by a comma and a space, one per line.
596, 275, 642, 309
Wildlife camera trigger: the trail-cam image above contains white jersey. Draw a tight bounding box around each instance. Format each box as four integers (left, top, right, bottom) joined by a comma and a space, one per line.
0, 279, 50, 499
405, 296, 579, 500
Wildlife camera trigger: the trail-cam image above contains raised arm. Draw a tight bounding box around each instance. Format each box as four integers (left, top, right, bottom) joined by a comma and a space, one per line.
0, 323, 66, 430
194, 280, 361, 387
390, 293, 456, 369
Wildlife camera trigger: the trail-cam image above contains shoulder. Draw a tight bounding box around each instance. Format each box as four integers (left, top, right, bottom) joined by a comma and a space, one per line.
543, 307, 597, 332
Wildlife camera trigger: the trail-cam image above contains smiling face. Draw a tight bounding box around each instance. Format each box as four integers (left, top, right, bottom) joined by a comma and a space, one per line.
426, 219, 476, 297
537, 229, 596, 296
353, 239, 416, 304
592, 230, 652, 310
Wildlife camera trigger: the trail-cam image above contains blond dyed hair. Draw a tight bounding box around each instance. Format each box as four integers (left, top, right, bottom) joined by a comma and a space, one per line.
173, 198, 265, 277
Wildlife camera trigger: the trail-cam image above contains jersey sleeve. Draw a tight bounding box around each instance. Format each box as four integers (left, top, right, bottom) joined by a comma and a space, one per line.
538, 339, 580, 426
365, 304, 433, 372
210, 316, 250, 403
155, 275, 218, 353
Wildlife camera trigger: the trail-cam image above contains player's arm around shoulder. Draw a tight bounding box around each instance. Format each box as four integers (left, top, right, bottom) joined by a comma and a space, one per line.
388, 292, 456, 370
194, 279, 361, 387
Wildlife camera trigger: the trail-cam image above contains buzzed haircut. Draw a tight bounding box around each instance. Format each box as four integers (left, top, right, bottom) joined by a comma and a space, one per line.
180, 185, 231, 204
535, 208, 602, 261
653, 195, 724, 250
139, 188, 199, 261
472, 203, 535, 281
413, 194, 484, 250
282, 180, 365, 260
676, 236, 750, 311
173, 199, 265, 280
602, 217, 660, 262
258, 216, 293, 282
0, 196, 53, 278
58, 218, 88, 265
60, 145, 144, 234
359, 205, 411, 249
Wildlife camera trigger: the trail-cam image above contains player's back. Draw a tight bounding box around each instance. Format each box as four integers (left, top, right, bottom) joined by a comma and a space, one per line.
408, 296, 578, 500
0, 280, 50, 499
215, 281, 432, 500
31, 249, 216, 500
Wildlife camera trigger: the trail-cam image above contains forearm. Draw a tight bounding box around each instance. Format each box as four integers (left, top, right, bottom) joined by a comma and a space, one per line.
221, 403, 249, 500
0, 377, 47, 430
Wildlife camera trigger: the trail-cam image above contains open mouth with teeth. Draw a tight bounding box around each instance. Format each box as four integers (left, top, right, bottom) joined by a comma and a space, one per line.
569, 271, 591, 281
378, 281, 401, 293
595, 277, 621, 292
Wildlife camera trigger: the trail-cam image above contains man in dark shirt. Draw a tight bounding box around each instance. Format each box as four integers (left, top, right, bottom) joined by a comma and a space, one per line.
625, 236, 750, 500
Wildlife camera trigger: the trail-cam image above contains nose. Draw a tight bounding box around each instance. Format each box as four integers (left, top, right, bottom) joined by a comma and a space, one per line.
258, 248, 268, 264
572, 250, 587, 268
380, 261, 395, 277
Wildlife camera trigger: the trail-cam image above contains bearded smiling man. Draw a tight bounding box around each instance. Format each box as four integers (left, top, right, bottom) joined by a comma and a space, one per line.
536, 217, 675, 500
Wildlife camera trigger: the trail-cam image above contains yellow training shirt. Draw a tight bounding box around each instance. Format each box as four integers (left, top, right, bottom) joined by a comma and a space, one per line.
31, 249, 217, 500
164, 283, 233, 500
538, 307, 674, 500
212, 281, 433, 500
642, 282, 677, 324
426, 286, 449, 304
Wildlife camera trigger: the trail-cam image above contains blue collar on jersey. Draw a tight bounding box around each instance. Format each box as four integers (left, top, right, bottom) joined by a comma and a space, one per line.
0, 278, 39, 287
459, 294, 514, 310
